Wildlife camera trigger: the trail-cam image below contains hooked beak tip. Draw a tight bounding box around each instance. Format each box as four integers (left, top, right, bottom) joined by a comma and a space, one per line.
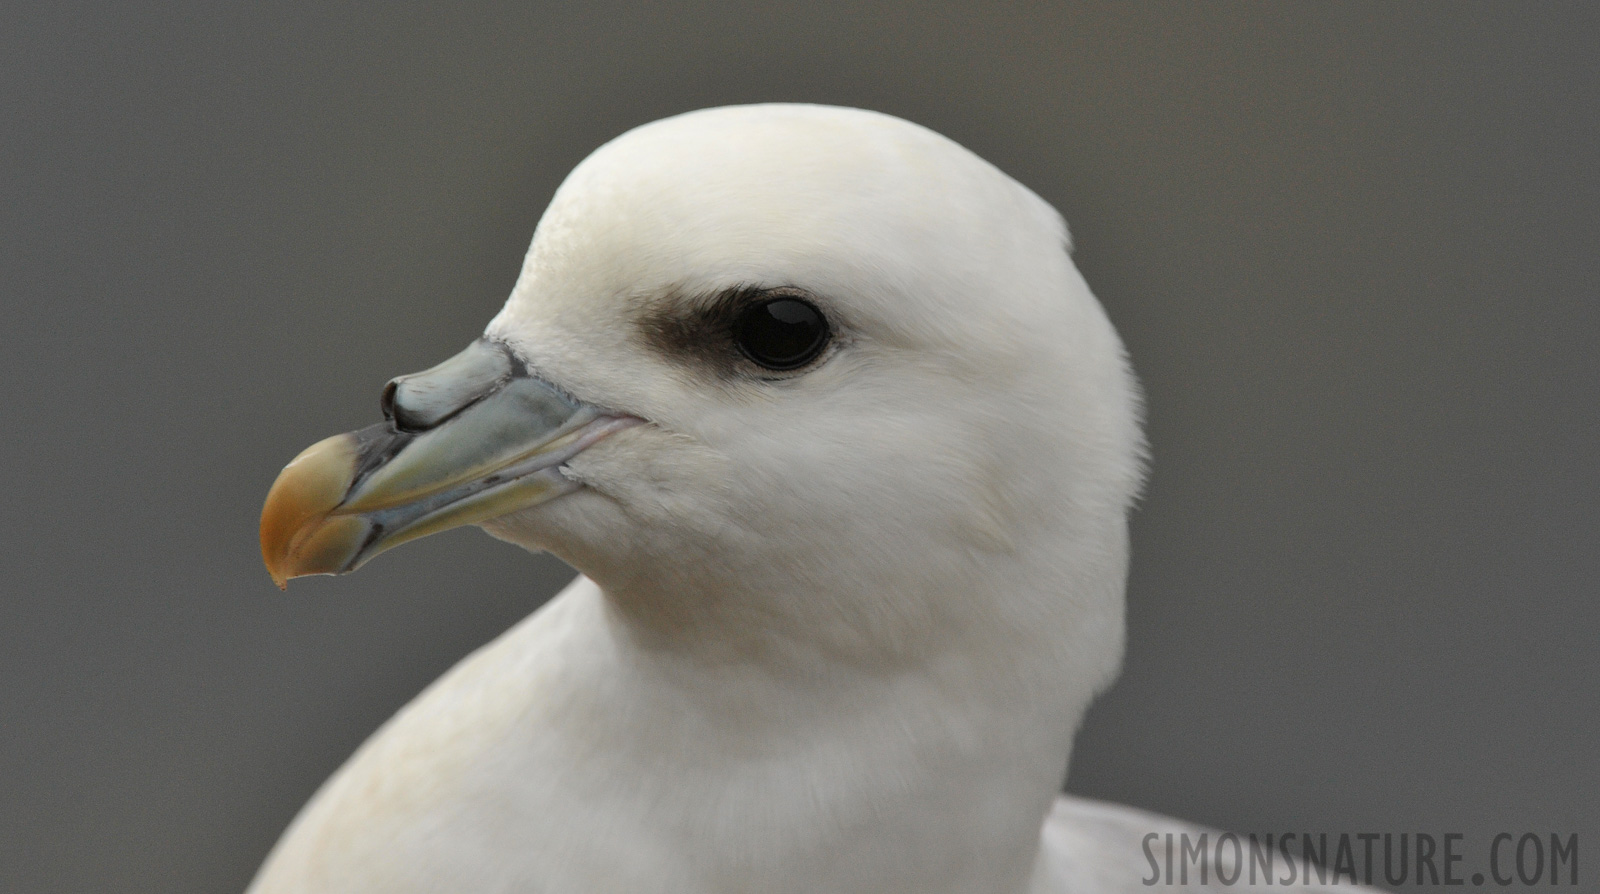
260, 433, 364, 588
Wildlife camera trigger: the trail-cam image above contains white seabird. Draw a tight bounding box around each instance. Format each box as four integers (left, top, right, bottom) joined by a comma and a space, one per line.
255, 104, 1379, 893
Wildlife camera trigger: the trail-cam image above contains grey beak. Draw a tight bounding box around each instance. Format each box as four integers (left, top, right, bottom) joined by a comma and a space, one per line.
260, 340, 639, 587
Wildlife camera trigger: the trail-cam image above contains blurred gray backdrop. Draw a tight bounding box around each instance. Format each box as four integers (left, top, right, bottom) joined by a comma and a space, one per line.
3, 3, 1596, 892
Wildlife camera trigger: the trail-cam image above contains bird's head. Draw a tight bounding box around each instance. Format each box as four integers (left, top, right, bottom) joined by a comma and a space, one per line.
262, 105, 1143, 663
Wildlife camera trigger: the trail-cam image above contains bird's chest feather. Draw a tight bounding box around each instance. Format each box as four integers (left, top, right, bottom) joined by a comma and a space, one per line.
247, 596, 1055, 894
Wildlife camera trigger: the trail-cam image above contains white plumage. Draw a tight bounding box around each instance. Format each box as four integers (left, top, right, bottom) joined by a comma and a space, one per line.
251, 104, 1379, 893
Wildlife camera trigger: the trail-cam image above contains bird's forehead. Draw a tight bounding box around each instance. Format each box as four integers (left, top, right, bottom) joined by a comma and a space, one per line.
492, 106, 1060, 337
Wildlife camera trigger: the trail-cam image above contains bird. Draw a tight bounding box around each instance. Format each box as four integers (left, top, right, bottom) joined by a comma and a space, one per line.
254, 104, 1380, 893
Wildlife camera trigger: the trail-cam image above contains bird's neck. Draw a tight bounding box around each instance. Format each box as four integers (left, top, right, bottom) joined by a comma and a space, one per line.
519, 528, 1125, 893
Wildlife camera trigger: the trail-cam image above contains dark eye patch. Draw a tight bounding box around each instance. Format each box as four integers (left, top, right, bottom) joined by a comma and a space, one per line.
636, 285, 832, 379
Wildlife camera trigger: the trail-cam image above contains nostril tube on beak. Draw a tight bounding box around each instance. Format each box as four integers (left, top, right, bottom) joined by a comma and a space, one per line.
385, 339, 516, 432
381, 380, 400, 424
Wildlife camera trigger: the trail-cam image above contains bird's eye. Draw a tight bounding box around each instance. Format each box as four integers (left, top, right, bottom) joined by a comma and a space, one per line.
733, 297, 830, 371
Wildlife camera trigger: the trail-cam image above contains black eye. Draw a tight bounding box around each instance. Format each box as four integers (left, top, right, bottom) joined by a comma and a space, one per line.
733, 297, 830, 371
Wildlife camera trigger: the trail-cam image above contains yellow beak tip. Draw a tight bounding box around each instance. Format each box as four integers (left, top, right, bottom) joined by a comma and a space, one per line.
260, 433, 365, 587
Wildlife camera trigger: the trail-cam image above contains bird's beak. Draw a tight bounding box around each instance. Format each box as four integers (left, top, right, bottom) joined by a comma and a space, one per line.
260, 339, 638, 588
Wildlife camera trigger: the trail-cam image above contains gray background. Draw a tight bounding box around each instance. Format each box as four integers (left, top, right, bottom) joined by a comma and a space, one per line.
3, 3, 1595, 892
